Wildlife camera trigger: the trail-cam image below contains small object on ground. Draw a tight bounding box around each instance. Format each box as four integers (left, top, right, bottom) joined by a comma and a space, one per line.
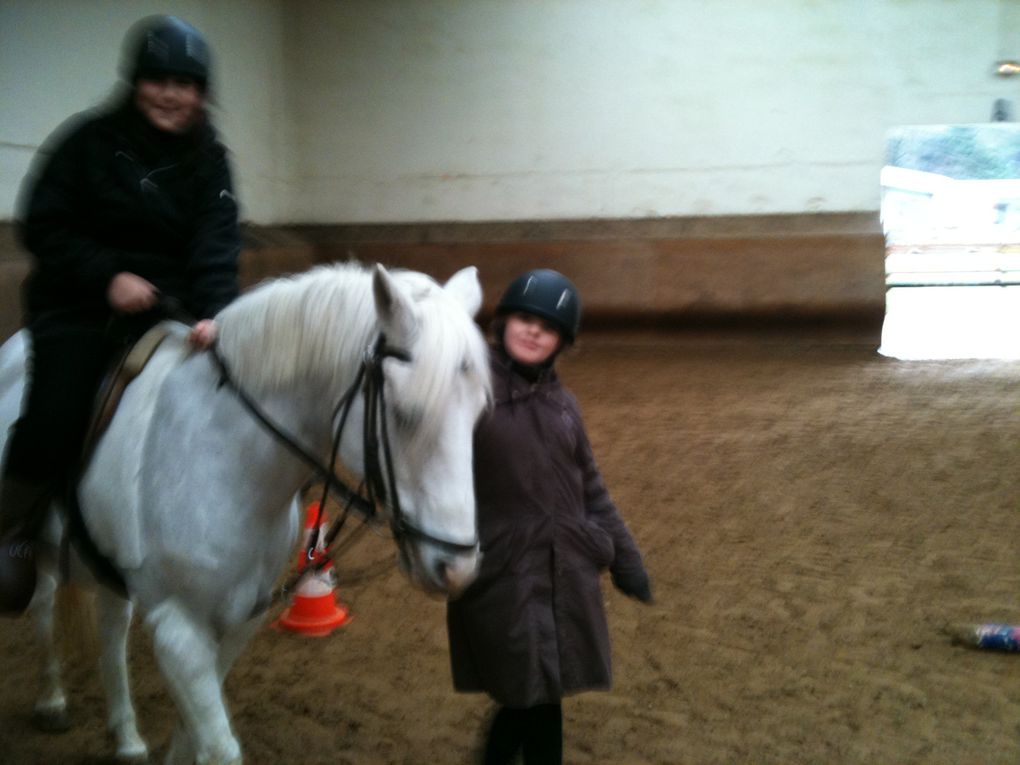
945, 623, 1020, 651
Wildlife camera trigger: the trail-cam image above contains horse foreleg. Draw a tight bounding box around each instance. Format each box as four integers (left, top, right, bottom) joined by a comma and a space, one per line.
216, 616, 263, 684
27, 565, 71, 732
159, 613, 262, 765
145, 599, 242, 765
96, 588, 149, 763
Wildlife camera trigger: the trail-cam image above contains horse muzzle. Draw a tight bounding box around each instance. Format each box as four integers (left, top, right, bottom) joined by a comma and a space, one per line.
398, 541, 480, 598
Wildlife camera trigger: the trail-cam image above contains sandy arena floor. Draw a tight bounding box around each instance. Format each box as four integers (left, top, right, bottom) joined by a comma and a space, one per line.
1, 327, 1019, 764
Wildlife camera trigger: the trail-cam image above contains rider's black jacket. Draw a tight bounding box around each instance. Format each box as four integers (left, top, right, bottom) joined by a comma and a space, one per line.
19, 98, 240, 324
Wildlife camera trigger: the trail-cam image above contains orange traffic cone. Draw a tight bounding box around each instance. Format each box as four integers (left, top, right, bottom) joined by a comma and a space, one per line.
275, 501, 351, 636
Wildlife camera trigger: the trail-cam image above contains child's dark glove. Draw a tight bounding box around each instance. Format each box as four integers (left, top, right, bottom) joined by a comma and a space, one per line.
611, 566, 653, 603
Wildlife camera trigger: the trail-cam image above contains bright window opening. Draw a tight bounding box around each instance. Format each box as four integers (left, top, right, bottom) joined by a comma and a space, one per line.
878, 124, 1020, 360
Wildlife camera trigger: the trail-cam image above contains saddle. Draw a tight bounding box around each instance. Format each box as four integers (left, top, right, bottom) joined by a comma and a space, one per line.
82, 325, 172, 460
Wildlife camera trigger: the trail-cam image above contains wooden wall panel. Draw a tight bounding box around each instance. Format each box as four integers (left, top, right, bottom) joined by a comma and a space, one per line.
0, 214, 886, 341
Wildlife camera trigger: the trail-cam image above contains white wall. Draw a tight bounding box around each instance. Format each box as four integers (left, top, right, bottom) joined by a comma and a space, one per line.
1, 0, 1016, 224
0, 0, 286, 224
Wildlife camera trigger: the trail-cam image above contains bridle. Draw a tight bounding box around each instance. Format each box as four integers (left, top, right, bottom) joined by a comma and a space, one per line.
210, 333, 479, 596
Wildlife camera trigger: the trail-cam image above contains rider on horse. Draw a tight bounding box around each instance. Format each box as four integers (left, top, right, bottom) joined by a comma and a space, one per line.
0, 16, 241, 615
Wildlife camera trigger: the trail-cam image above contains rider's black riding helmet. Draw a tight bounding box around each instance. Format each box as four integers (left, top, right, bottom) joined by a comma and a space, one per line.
496, 269, 582, 343
122, 15, 211, 90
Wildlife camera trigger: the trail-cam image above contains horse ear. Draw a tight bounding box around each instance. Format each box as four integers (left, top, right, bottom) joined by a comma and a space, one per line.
373, 264, 417, 341
443, 267, 483, 318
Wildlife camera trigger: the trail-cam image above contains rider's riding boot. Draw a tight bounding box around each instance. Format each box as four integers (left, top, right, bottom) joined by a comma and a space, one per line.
0, 475, 51, 616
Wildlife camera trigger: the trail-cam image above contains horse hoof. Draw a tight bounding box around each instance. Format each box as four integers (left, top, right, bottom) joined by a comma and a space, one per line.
31, 706, 71, 733
110, 730, 150, 764
115, 751, 150, 765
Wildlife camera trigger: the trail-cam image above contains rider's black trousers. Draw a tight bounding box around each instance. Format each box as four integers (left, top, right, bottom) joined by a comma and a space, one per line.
4, 309, 154, 488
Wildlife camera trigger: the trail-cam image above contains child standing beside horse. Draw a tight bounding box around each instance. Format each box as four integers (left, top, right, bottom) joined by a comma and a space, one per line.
447, 269, 653, 765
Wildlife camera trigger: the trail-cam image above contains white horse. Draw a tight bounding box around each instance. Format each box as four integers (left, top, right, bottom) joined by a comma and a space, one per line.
0, 262, 492, 765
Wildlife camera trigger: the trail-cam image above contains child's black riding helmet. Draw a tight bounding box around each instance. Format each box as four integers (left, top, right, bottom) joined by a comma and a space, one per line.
496, 269, 582, 343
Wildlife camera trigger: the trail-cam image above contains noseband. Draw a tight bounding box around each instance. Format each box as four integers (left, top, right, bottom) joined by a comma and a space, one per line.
211, 334, 478, 583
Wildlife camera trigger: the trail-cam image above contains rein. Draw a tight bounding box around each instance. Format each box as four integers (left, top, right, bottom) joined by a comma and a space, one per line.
210, 333, 477, 601
209, 343, 375, 523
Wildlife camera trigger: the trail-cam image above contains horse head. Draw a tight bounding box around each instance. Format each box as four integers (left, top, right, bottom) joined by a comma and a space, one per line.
364, 264, 490, 597
215, 262, 491, 598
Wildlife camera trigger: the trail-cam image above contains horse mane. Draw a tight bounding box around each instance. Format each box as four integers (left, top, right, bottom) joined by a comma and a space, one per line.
214, 262, 377, 395
214, 262, 491, 442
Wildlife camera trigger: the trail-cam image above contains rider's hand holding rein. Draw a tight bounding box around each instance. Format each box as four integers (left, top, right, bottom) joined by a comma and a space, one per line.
107, 272, 159, 314
107, 273, 218, 348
